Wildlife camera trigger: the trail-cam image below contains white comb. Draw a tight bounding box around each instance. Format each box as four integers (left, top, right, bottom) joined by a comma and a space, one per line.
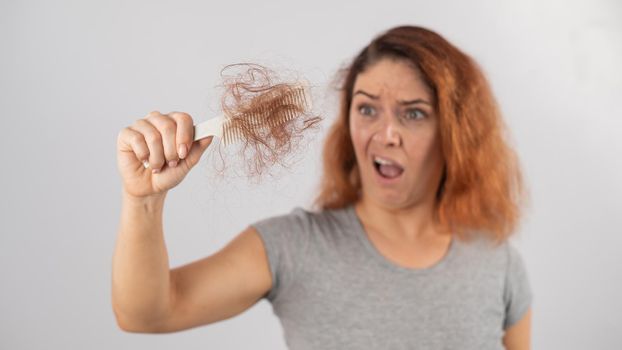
192, 81, 312, 146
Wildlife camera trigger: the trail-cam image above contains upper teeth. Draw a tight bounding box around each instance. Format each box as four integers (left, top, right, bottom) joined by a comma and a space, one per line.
374, 156, 394, 165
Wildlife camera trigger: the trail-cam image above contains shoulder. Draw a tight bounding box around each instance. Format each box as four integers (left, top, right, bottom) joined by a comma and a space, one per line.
453, 234, 513, 262
452, 234, 533, 328
452, 234, 530, 282
251, 207, 311, 233
250, 205, 351, 237
247, 206, 353, 302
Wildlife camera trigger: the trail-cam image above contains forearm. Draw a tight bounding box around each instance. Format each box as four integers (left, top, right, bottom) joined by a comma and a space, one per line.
111, 190, 173, 331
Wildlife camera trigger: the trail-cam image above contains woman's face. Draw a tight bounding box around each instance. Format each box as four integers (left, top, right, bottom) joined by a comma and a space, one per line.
349, 58, 444, 210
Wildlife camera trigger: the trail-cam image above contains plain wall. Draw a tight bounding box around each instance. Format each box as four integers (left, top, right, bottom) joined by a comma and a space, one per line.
1, 0, 621, 348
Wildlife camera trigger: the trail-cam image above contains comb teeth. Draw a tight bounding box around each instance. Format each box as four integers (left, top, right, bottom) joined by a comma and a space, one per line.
222, 83, 311, 146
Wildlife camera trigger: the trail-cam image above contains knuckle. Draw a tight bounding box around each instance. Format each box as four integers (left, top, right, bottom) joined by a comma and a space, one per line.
160, 120, 176, 135
137, 150, 149, 161
170, 113, 193, 134
129, 132, 143, 144
147, 110, 161, 118
145, 131, 162, 144
171, 111, 191, 121
134, 118, 149, 128
117, 128, 127, 141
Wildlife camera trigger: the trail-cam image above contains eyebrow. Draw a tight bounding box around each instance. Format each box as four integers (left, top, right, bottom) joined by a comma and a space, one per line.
353, 89, 432, 106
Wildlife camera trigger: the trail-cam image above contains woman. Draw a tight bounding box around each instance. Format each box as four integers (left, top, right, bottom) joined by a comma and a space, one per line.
113, 26, 532, 349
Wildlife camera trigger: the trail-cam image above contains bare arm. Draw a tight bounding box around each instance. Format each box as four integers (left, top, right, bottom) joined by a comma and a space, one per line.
164, 224, 271, 332
111, 191, 172, 332
112, 111, 271, 333
111, 191, 272, 333
113, 194, 272, 333
503, 308, 532, 350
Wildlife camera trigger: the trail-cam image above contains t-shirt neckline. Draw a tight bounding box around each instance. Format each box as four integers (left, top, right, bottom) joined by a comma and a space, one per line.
344, 204, 458, 275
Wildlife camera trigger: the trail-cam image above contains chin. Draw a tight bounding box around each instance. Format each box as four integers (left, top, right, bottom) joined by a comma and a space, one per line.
366, 188, 415, 210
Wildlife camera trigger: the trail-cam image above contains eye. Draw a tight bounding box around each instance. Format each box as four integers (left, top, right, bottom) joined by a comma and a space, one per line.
404, 108, 427, 120
357, 104, 376, 117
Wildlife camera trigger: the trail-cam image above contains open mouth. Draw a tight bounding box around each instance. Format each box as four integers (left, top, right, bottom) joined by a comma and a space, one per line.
373, 155, 404, 179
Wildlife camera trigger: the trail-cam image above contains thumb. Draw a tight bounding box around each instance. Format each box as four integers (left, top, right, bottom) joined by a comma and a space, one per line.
185, 136, 213, 167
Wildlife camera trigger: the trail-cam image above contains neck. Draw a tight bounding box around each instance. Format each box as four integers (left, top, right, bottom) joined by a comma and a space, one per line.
354, 195, 447, 243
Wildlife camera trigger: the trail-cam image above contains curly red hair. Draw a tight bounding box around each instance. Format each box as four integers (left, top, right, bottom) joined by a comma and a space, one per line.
314, 25, 525, 241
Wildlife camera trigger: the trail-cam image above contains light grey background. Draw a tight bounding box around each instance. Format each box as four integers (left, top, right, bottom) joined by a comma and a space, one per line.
1, 0, 621, 349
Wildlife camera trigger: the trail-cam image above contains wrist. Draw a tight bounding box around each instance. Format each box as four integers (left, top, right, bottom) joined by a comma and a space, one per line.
122, 190, 167, 211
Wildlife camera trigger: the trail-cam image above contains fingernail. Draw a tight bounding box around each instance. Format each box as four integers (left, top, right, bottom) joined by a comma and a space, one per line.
178, 144, 187, 159
168, 160, 178, 168
142, 160, 150, 169
152, 168, 160, 174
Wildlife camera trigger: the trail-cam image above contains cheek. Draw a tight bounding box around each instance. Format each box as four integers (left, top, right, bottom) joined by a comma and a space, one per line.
406, 129, 442, 164
349, 117, 371, 155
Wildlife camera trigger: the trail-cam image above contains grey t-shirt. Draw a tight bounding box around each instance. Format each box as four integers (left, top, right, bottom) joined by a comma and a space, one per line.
251, 205, 532, 350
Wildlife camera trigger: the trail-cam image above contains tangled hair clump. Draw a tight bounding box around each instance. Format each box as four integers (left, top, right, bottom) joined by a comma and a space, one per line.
212, 63, 322, 179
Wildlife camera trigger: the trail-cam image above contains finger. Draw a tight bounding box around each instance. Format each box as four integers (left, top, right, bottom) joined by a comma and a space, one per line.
146, 112, 179, 169
185, 136, 213, 167
117, 127, 150, 166
132, 118, 166, 172
169, 111, 194, 160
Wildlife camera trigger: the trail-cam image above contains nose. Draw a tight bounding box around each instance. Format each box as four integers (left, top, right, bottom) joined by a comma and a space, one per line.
372, 117, 402, 147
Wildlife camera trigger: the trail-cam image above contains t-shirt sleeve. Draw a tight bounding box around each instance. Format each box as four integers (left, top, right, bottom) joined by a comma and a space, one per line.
250, 207, 311, 303
503, 243, 533, 330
